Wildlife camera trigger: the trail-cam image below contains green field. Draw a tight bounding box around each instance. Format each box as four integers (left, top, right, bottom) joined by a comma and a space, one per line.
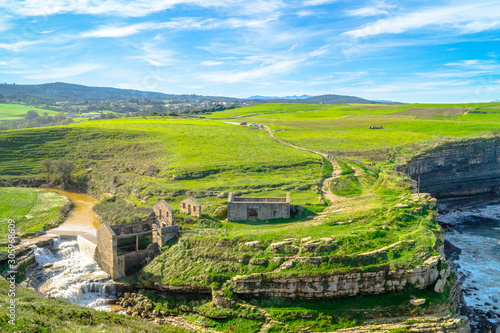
0, 104, 61, 122
0, 118, 322, 207
0, 188, 70, 242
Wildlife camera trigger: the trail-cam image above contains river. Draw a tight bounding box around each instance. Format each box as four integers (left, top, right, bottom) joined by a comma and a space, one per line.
25, 189, 117, 311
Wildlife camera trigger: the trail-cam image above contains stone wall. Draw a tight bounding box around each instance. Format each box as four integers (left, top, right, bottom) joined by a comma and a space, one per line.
232, 256, 449, 299
76, 235, 97, 261
227, 192, 290, 221
154, 200, 174, 226
153, 224, 179, 247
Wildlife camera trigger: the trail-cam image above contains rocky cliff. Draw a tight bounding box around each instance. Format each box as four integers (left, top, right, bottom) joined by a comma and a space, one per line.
404, 138, 500, 206
231, 255, 449, 299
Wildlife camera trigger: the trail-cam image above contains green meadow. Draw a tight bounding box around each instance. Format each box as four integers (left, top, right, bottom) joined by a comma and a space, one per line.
0, 188, 70, 242
0, 103, 61, 122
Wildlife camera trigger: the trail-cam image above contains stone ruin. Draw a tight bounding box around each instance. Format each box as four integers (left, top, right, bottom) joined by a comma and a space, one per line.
227, 192, 290, 222
96, 200, 179, 279
180, 196, 201, 217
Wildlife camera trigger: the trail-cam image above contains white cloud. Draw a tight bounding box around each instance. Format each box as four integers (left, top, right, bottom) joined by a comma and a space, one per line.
82, 17, 277, 38
344, 2, 500, 38
1, 0, 285, 18
0, 40, 38, 51
445, 60, 480, 66
4, 63, 102, 79
201, 58, 302, 83
201, 61, 223, 66
345, 7, 388, 17
132, 43, 175, 67
303, 0, 336, 7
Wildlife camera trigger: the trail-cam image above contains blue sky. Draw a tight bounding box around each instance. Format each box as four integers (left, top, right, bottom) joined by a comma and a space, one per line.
1, 0, 500, 103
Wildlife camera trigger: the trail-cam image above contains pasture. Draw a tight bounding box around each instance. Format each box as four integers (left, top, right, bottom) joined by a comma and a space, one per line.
0, 187, 70, 241
0, 103, 61, 122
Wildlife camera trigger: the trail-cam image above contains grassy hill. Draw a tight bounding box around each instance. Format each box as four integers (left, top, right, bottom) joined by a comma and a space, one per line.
0, 82, 239, 103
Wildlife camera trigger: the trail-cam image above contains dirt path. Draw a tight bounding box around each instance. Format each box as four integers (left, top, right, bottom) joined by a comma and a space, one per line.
263, 126, 342, 217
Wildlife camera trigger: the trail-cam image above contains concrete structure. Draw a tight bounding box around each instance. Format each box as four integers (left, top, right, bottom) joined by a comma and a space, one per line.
180, 196, 201, 217
227, 193, 290, 222
96, 200, 179, 279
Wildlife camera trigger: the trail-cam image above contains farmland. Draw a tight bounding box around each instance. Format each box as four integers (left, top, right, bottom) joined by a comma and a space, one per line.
0, 104, 61, 122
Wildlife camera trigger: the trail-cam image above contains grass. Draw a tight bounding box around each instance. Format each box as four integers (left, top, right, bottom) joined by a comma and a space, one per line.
0, 103, 61, 122
0, 278, 187, 333
250, 284, 449, 332
0, 187, 71, 242
141, 165, 441, 287
0, 118, 321, 207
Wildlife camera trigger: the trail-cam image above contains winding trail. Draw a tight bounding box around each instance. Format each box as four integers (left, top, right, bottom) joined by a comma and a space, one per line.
263, 126, 341, 217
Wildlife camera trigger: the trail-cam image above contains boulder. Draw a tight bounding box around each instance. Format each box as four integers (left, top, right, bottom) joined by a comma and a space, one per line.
410, 298, 426, 306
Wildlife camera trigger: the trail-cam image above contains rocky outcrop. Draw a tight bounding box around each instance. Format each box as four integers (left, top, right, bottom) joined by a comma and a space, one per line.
404, 138, 500, 204
335, 313, 470, 333
232, 255, 449, 299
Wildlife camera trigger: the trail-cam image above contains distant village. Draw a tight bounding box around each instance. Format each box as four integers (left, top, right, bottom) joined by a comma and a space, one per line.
50, 99, 256, 119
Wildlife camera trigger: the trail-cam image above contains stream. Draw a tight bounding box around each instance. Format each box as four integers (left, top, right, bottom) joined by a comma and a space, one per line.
24, 189, 117, 311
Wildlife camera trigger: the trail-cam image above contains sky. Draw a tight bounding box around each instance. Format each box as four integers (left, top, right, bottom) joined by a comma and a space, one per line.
1, 0, 500, 103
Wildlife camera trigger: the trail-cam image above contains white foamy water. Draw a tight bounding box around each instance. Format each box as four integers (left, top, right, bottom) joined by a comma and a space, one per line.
440, 205, 500, 321
31, 238, 115, 309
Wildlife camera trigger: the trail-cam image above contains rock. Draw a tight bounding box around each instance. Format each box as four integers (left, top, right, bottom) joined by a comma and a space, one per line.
395, 203, 409, 208
280, 260, 295, 270
145, 302, 153, 310
269, 241, 291, 251
320, 237, 333, 244
301, 236, 312, 242
126, 306, 133, 315
152, 309, 160, 316
302, 241, 321, 251
249, 258, 267, 265
244, 241, 261, 247
131, 311, 139, 317
434, 278, 445, 293
410, 298, 426, 306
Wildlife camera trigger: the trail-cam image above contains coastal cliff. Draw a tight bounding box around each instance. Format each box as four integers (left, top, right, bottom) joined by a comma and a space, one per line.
404, 137, 500, 206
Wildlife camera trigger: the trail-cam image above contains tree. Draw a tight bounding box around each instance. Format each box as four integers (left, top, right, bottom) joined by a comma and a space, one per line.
53, 159, 74, 184
40, 159, 54, 182
40, 159, 74, 185
25, 110, 39, 120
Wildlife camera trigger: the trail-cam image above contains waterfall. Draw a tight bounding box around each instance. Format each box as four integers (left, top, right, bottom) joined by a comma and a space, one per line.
77, 235, 98, 261
31, 237, 115, 310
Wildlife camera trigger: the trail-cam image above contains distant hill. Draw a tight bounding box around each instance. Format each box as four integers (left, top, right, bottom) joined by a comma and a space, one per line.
0, 82, 240, 103
261, 94, 378, 104
0, 82, 393, 105
247, 94, 312, 100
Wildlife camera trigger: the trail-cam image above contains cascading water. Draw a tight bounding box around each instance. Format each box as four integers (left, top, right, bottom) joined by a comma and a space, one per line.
30, 236, 116, 310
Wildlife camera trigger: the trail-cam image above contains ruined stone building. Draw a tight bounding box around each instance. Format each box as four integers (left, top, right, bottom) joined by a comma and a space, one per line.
227, 193, 290, 222
96, 200, 178, 279
180, 196, 201, 217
